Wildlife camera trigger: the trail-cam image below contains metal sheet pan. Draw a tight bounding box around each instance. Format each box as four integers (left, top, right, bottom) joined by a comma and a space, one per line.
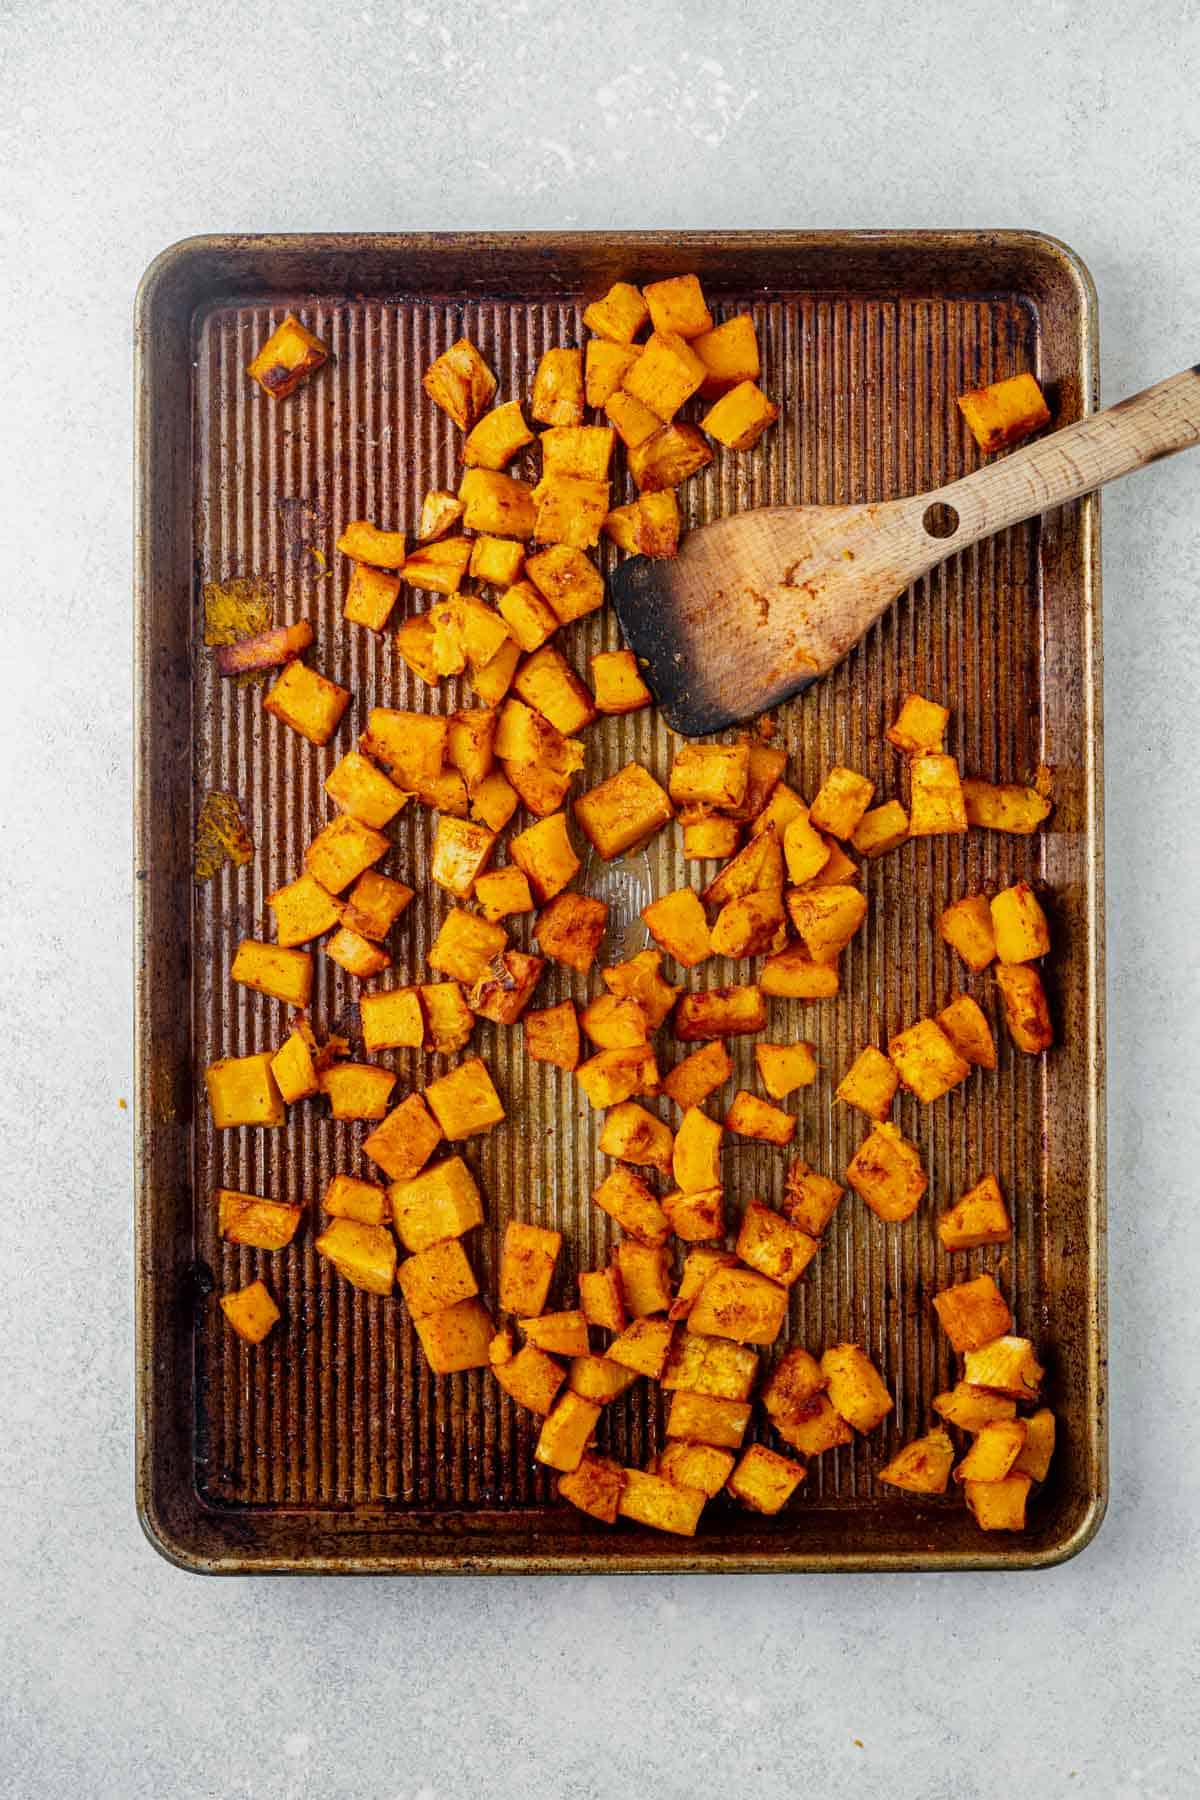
134, 231, 1105, 1573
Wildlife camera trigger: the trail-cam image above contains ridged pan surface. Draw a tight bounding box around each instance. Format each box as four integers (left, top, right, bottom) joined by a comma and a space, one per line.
134, 233, 1104, 1572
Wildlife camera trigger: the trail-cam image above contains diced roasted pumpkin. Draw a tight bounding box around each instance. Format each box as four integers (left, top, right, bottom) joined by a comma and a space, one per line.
418, 981, 474, 1054
423, 337, 497, 431
761, 1347, 827, 1422
886, 691, 948, 756
751, 782, 806, 841
628, 422, 713, 492
532, 473, 609, 549
496, 1219, 561, 1316
604, 489, 681, 559
468, 949, 545, 1024
497, 578, 559, 654
991, 881, 1051, 964
396, 611, 441, 686
643, 273, 713, 339
524, 999, 581, 1071
932, 1383, 1018, 1433
397, 1237, 479, 1318
524, 544, 605, 623
962, 1335, 1043, 1400
669, 1249, 738, 1323
429, 817, 496, 901
424, 1057, 504, 1140
693, 314, 760, 396
344, 561, 402, 631
317, 1061, 396, 1123
962, 777, 1053, 834
315, 1218, 397, 1296
836, 1045, 898, 1121
701, 380, 779, 450
361, 706, 447, 786
642, 887, 711, 968
622, 329, 707, 421
666, 1391, 751, 1451
575, 1044, 660, 1110
604, 389, 663, 450
727, 1444, 806, 1514
513, 645, 596, 735
1013, 1408, 1056, 1482
608, 1316, 674, 1377
783, 1160, 845, 1237
662, 1040, 733, 1110
270, 1022, 320, 1104
417, 489, 465, 542
325, 926, 391, 980
939, 892, 996, 972
661, 1331, 756, 1401
602, 949, 680, 1027
531, 347, 584, 427
724, 1091, 796, 1147
463, 400, 535, 470
583, 280, 649, 343
932, 1273, 1013, 1354
617, 1467, 706, 1537
585, 338, 641, 407
735, 1201, 817, 1285
263, 660, 350, 747
559, 1453, 625, 1524
669, 742, 750, 811
413, 1297, 495, 1374
957, 371, 1050, 453
995, 962, 1054, 1053
323, 1172, 388, 1226
672, 1106, 723, 1193
687, 1265, 788, 1345
935, 993, 996, 1070
537, 893, 608, 974
782, 810, 831, 886
613, 1241, 672, 1318
786, 885, 867, 964
709, 890, 786, 959
682, 812, 741, 861
266, 872, 342, 947
662, 1186, 724, 1242
444, 711, 497, 792
888, 1018, 971, 1103
599, 1101, 674, 1177
468, 636, 522, 707
575, 762, 674, 860
324, 750, 407, 830
953, 1418, 1027, 1485
569, 1353, 638, 1403
878, 1428, 955, 1495
759, 944, 841, 1000
908, 753, 968, 836
220, 1279, 281, 1344
658, 1442, 737, 1498
402, 535, 472, 595
247, 313, 328, 399
427, 908, 507, 984
578, 1266, 626, 1333
217, 1189, 302, 1251
852, 800, 909, 858
673, 985, 766, 1041
541, 424, 615, 480
231, 940, 313, 1009
305, 814, 390, 896
534, 1391, 602, 1473
772, 1393, 854, 1458
205, 1051, 285, 1129
964, 1473, 1033, 1531
363, 1093, 443, 1183
522, 1310, 590, 1358
590, 649, 653, 715
335, 518, 408, 568
846, 1122, 927, 1222
389, 1154, 483, 1252
458, 468, 536, 539
593, 1165, 669, 1247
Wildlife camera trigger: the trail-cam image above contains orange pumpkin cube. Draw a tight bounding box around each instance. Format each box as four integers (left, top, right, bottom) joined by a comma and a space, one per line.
682, 813, 741, 861
846, 1122, 927, 1222
991, 881, 1051, 964
532, 473, 609, 549
497, 578, 559, 653
523, 1000, 581, 1071
323, 1173, 388, 1226
324, 750, 408, 829
852, 800, 909, 858
786, 885, 868, 963
390, 1155, 483, 1252
217, 1189, 302, 1251
726, 1444, 806, 1514
498, 1220, 562, 1317
325, 926, 391, 980
305, 814, 390, 894
761, 1347, 827, 1421
602, 949, 680, 1027
468, 637, 522, 707
995, 962, 1053, 1053
531, 346, 584, 427
424, 1057, 504, 1140
662, 1186, 725, 1242
821, 1343, 893, 1432
608, 1316, 674, 1378
710, 890, 786, 959
431, 817, 497, 900
908, 753, 968, 835
593, 1165, 670, 1247
230, 940, 313, 1009
314, 1218, 397, 1295
458, 468, 536, 539
622, 329, 707, 421
468, 535, 526, 589
266, 872, 342, 947
604, 389, 663, 449
837, 1045, 898, 1121
957, 371, 1050, 453
474, 866, 534, 924
759, 945, 841, 1000
724, 1091, 796, 1147
569, 1354, 638, 1403
613, 1242, 672, 1318
642, 887, 711, 969
889, 1018, 971, 1103
270, 1022, 320, 1104
932, 1383, 1017, 1433
396, 1237, 479, 1318
462, 400, 534, 470
692, 314, 760, 396
401, 536, 473, 596
513, 644, 597, 736
578, 1267, 626, 1334
534, 1392, 602, 1473
541, 424, 615, 480
886, 691, 948, 756
669, 742, 750, 811
585, 339, 641, 407
964, 1473, 1033, 1531
703, 823, 784, 906
344, 561, 402, 631
263, 660, 350, 747
559, 1454, 625, 1525
220, 1279, 281, 1343
643, 273, 713, 339
658, 1442, 737, 1498
662, 1041, 733, 1110
936, 993, 997, 1068
525, 544, 605, 623
673, 985, 766, 1041
319, 1062, 397, 1122
493, 1341, 567, 1414
629, 422, 714, 491
583, 280, 649, 343
422, 337, 496, 430
617, 1468, 706, 1537
939, 892, 997, 972
735, 1201, 817, 1286
1014, 1408, 1057, 1483
427, 908, 508, 985
668, 1249, 738, 1323
666, 1391, 750, 1451
687, 1265, 788, 1345
362, 1093, 443, 1182
672, 1106, 723, 1193
247, 313, 328, 399
575, 1045, 660, 1110
774, 1393, 854, 1457
396, 612, 441, 686
575, 762, 674, 861
467, 950, 545, 1025
469, 768, 520, 833
701, 380, 779, 450
963, 1336, 1044, 1400
962, 777, 1053, 834
878, 1428, 955, 1495
336, 519, 408, 568
590, 649, 653, 715
581, 995, 647, 1051
783, 1160, 845, 1237
523, 1310, 591, 1358
953, 1418, 1028, 1485
412, 1297, 495, 1374
753, 1041, 816, 1099
205, 1051, 284, 1129
418, 982, 475, 1054
536, 893, 608, 974
782, 809, 831, 886
598, 1101, 673, 1176
932, 1273, 1013, 1354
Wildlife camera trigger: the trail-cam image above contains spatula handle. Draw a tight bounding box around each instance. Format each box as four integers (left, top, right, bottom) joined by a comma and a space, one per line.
917, 365, 1200, 552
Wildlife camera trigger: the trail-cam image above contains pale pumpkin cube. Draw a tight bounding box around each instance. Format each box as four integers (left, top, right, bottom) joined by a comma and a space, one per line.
423, 336, 496, 430
954, 1418, 1027, 1484
821, 1343, 893, 1433
669, 742, 750, 811
908, 753, 968, 835
761, 1347, 827, 1420
497, 578, 559, 653
751, 782, 806, 841
396, 612, 442, 686
583, 280, 649, 343
498, 1220, 561, 1316
580, 994, 647, 1050
693, 314, 760, 396
957, 371, 1050, 452
532, 473, 609, 549
802, 835, 859, 888
608, 1316, 674, 1378
617, 1468, 706, 1537
1013, 1408, 1057, 1482
397, 1237, 479, 1318
541, 423, 615, 480
629, 420, 715, 490
604, 490, 680, 559
424, 1057, 504, 1140
964, 1473, 1033, 1531
458, 469, 536, 538
419, 982, 475, 1054
782, 810, 831, 885
575, 762, 674, 861
468, 535, 526, 590
995, 962, 1054, 1053
585, 338, 641, 407
344, 560, 402, 631
569, 1354, 639, 1403
668, 1249, 738, 1323
266, 872, 342, 947
220, 1279, 281, 1344
336, 519, 408, 568
522, 1310, 591, 1358
701, 380, 779, 450
323, 1173, 388, 1226
406, 537, 475, 598
247, 312, 328, 398
389, 1155, 483, 1252
932, 1273, 1013, 1354
325, 926, 391, 980
658, 1442, 736, 1498
727, 1444, 806, 1514
962, 777, 1053, 834
602, 949, 681, 1027
888, 1018, 971, 1103
493, 1341, 566, 1414
462, 399, 534, 470
575, 1045, 660, 1110
270, 1024, 319, 1104
939, 892, 996, 971
643, 273, 713, 339
622, 329, 707, 421
324, 750, 407, 829
724, 1091, 796, 1147
666, 1391, 751, 1451
661, 1331, 757, 1401
474, 866, 534, 923
932, 1383, 1017, 1432
990, 881, 1051, 963
682, 812, 741, 861
431, 817, 496, 900
343, 871, 414, 943
537, 893, 608, 975
936, 993, 996, 1068
759, 945, 841, 1000
783, 1160, 845, 1237
709, 890, 786, 959
807, 767, 874, 841
662, 1041, 733, 1110
510, 810, 581, 902
534, 1391, 602, 1473
414, 1296, 495, 1374
590, 649, 652, 715
593, 1165, 670, 1247
467, 949, 545, 1025
735, 1201, 817, 1286
363, 1093, 443, 1183
846, 1122, 928, 1222
427, 908, 507, 984
418, 488, 464, 540
878, 1428, 955, 1495
319, 1062, 396, 1121
662, 1186, 724, 1242
937, 1173, 1012, 1251
773, 1394, 853, 1458
672, 1106, 723, 1192
205, 1051, 284, 1129
852, 800, 909, 858
786, 885, 868, 964
217, 1189, 302, 1251
470, 769, 520, 834
525, 543, 605, 622
231, 939, 312, 1009
642, 887, 711, 968
468, 636, 522, 707
886, 691, 948, 756
305, 813, 390, 894
604, 389, 663, 449
531, 346, 584, 427
962, 1335, 1044, 1400
599, 1101, 674, 1178
836, 1045, 898, 1121
513, 644, 597, 735
687, 1265, 788, 1345
315, 1218, 397, 1295
613, 1242, 672, 1318
559, 1454, 625, 1525
577, 1266, 626, 1333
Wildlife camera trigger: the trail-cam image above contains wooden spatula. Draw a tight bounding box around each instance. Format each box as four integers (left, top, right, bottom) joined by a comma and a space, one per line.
610, 366, 1200, 736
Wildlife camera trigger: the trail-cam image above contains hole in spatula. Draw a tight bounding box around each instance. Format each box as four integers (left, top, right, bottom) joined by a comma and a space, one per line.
922, 502, 960, 539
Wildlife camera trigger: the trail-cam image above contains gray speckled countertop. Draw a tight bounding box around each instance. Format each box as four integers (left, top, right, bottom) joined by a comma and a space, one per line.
3, 1, 1199, 1794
